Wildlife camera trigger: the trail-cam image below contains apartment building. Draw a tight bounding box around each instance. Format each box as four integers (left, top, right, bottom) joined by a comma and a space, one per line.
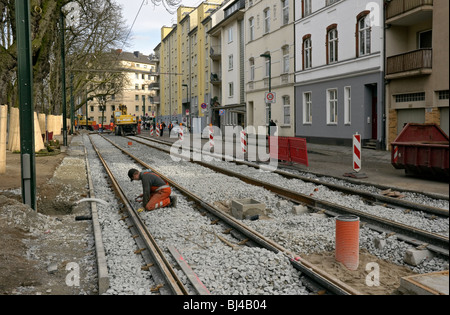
385, 0, 449, 144
294, 0, 385, 148
154, 2, 222, 130
245, 0, 295, 137
208, 0, 247, 132
85, 50, 157, 124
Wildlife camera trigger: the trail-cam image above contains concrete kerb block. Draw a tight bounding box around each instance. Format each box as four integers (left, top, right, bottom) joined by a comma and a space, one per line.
404, 247, 435, 266
373, 236, 387, 250
292, 205, 309, 215
231, 199, 266, 220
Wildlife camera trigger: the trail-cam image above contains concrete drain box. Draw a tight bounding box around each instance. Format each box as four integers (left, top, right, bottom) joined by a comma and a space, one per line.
231, 199, 266, 220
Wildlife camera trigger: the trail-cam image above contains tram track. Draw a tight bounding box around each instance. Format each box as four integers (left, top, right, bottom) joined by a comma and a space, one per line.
126, 134, 449, 256
88, 135, 189, 295
92, 134, 362, 295
88, 133, 449, 295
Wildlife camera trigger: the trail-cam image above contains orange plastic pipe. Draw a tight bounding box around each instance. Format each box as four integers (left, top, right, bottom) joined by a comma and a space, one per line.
335, 215, 360, 270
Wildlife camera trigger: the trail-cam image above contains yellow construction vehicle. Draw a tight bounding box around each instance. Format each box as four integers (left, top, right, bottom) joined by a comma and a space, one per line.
76, 115, 97, 131
114, 104, 137, 136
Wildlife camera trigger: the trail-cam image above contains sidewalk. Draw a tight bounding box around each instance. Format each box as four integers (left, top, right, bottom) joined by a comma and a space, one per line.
138, 129, 449, 198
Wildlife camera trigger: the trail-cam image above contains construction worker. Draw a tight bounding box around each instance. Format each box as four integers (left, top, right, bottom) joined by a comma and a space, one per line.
128, 168, 177, 212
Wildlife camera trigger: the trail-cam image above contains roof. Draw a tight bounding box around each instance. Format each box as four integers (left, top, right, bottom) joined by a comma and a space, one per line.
114, 50, 157, 64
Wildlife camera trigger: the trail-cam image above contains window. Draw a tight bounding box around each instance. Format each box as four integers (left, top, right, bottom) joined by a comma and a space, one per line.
438, 90, 449, 100
282, 46, 290, 73
358, 15, 371, 56
249, 58, 255, 81
326, 0, 339, 5
282, 0, 289, 25
283, 96, 290, 125
135, 95, 139, 101
327, 27, 338, 64
229, 82, 234, 97
264, 55, 270, 77
303, 0, 312, 17
344, 87, 351, 125
303, 92, 312, 124
135, 84, 139, 90
395, 92, 425, 103
135, 105, 139, 112
303, 36, 312, 69
327, 89, 338, 124
264, 8, 270, 34
228, 54, 234, 70
419, 30, 432, 49
249, 17, 255, 41
228, 27, 233, 43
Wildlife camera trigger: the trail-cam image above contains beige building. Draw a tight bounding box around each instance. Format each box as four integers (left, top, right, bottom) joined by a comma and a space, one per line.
154, 2, 222, 130
85, 50, 158, 124
385, 0, 449, 145
245, 0, 295, 137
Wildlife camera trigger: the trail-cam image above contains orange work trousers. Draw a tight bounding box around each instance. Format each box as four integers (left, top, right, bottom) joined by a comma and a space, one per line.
145, 187, 171, 211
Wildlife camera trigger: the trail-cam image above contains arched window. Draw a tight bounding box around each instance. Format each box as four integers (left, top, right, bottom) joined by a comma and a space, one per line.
356, 11, 371, 57
249, 58, 255, 81
302, 34, 312, 69
282, 45, 290, 73
326, 24, 338, 64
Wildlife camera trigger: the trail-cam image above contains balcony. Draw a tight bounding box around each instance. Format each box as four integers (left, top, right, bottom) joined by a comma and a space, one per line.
210, 73, 222, 86
149, 82, 160, 90
386, 49, 432, 79
210, 46, 222, 61
150, 96, 160, 104
386, 0, 433, 25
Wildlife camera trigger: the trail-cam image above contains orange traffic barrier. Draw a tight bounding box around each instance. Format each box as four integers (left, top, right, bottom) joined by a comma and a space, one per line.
335, 215, 360, 270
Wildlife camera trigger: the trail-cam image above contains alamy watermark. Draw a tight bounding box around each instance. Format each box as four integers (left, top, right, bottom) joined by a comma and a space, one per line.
65, 262, 80, 287
169, 125, 279, 172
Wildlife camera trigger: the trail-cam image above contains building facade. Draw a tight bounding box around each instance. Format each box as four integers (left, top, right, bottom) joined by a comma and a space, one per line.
85, 50, 157, 125
385, 0, 449, 145
208, 0, 247, 132
154, 2, 222, 131
245, 0, 295, 137
294, 0, 385, 148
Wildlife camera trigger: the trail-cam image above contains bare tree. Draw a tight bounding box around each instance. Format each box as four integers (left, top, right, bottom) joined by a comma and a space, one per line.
0, 0, 130, 116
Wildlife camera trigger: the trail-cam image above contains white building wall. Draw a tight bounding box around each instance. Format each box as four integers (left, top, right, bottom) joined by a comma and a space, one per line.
295, 0, 383, 84
222, 21, 241, 106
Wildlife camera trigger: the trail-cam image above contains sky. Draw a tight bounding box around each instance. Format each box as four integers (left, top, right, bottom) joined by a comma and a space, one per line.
114, 0, 204, 55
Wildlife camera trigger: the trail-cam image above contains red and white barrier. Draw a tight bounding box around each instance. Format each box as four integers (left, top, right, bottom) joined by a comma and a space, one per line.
240, 130, 247, 154
179, 124, 184, 141
393, 146, 399, 164
209, 124, 214, 149
156, 127, 160, 137
353, 132, 361, 172
150, 125, 154, 136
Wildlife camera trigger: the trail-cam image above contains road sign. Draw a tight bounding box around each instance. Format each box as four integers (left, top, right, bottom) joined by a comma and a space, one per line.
265, 92, 276, 103
219, 109, 225, 116
201, 103, 207, 109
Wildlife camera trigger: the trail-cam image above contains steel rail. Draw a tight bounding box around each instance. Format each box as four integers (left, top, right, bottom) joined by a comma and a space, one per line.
136, 135, 449, 218
128, 135, 449, 256
101, 134, 363, 295
88, 135, 188, 295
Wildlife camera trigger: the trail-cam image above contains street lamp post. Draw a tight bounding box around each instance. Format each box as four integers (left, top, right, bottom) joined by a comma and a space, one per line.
260, 53, 272, 132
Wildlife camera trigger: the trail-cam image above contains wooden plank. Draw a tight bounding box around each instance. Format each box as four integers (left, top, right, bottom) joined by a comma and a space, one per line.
168, 245, 211, 295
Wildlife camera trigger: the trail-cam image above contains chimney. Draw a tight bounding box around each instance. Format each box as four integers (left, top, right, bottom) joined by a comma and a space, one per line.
134, 51, 140, 58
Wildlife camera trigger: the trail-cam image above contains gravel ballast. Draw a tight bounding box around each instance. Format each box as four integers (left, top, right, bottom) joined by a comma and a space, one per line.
85, 134, 449, 295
